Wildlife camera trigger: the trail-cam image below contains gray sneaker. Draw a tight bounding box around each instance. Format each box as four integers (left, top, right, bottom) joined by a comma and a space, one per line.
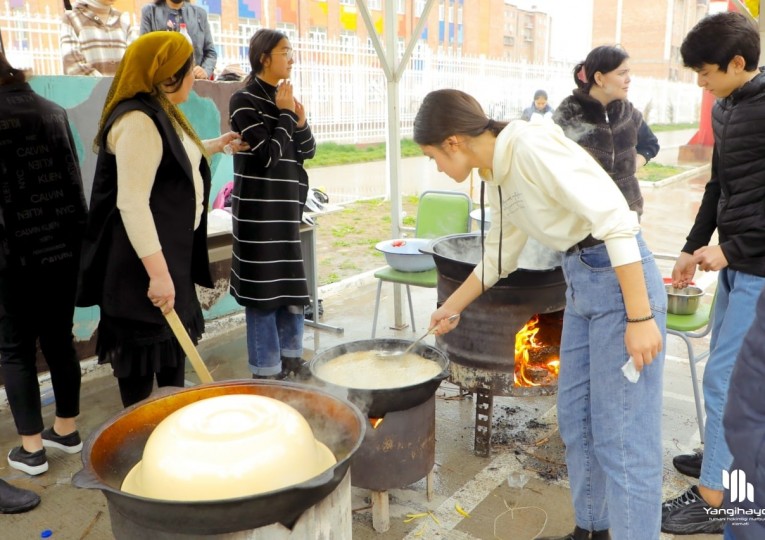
7, 447, 48, 476
41, 427, 82, 454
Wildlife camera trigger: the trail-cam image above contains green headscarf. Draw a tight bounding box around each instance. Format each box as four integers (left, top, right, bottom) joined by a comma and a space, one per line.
94, 32, 206, 159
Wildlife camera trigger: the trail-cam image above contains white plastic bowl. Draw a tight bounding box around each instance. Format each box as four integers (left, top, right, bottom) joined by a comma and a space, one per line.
376, 238, 435, 272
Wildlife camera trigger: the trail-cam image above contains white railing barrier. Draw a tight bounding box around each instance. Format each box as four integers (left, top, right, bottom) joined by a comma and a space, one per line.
1, 4, 701, 144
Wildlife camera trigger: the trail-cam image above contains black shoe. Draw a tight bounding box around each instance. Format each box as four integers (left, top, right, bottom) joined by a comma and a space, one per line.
539, 526, 610, 540
41, 427, 83, 454
282, 357, 312, 380
252, 370, 288, 380
7, 447, 48, 476
673, 450, 702, 479
0, 479, 40, 514
661, 486, 725, 534
304, 299, 324, 321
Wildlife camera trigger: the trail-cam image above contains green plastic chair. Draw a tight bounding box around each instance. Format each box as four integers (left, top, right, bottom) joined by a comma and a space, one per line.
666, 294, 715, 444
658, 256, 717, 444
370, 190, 472, 338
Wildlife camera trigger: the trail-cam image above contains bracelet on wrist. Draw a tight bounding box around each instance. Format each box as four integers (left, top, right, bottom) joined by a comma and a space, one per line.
626, 313, 655, 323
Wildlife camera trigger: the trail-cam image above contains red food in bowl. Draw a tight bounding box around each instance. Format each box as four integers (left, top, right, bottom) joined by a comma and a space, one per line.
663, 277, 695, 285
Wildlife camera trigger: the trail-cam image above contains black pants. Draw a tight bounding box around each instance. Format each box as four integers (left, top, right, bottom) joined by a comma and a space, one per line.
117, 364, 185, 408
0, 263, 81, 435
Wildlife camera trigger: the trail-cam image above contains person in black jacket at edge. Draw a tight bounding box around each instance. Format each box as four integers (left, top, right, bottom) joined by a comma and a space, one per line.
723, 284, 765, 540
0, 51, 86, 510
662, 12, 765, 536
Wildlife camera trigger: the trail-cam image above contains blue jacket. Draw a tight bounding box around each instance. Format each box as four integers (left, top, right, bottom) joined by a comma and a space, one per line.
140, 2, 217, 76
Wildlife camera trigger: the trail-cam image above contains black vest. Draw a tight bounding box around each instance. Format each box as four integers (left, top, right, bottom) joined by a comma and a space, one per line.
77, 94, 212, 324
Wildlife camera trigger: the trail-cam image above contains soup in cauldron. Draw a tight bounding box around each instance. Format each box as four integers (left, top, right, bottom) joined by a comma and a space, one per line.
314, 351, 441, 389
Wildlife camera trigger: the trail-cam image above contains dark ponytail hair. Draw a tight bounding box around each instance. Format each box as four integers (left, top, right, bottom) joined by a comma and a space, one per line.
0, 51, 27, 85
162, 54, 194, 94
573, 45, 629, 93
413, 89, 508, 146
246, 28, 288, 84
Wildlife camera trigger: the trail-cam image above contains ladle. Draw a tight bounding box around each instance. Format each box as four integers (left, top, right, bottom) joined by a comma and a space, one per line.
163, 308, 214, 383
377, 313, 460, 358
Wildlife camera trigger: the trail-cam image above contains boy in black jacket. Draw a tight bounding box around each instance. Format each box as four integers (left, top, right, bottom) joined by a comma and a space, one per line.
662, 11, 765, 536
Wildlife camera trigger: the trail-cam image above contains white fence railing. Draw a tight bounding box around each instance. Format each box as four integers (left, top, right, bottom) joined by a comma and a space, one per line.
1, 4, 702, 144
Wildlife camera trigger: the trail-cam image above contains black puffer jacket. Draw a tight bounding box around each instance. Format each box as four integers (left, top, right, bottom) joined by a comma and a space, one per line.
554, 90, 648, 216
683, 69, 765, 276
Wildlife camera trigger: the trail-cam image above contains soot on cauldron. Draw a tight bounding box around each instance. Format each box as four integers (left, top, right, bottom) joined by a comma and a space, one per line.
310, 341, 446, 533
73, 381, 365, 538
424, 233, 567, 456
425, 233, 566, 395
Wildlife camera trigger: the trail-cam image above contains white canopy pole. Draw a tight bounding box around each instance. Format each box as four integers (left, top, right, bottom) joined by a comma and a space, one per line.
357, 0, 436, 329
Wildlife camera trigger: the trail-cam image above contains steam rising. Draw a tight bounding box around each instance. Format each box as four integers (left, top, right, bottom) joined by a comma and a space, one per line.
433, 233, 561, 271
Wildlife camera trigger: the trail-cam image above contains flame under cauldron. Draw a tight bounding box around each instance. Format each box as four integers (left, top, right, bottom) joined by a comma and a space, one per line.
514, 313, 562, 388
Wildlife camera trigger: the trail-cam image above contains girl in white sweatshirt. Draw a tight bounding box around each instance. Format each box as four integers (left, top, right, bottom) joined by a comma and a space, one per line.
417, 89, 666, 540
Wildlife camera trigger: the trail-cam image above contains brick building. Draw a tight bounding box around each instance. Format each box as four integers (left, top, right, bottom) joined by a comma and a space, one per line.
19, 0, 550, 61
591, 0, 708, 82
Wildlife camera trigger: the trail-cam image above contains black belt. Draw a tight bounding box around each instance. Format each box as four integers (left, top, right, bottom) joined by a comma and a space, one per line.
567, 235, 604, 253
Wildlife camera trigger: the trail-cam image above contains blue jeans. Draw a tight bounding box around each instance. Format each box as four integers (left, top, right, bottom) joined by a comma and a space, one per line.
558, 235, 666, 539
245, 305, 304, 376
724, 524, 735, 540
700, 268, 765, 491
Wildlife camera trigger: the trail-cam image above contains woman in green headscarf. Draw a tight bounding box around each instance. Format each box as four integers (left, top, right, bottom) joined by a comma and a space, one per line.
78, 32, 247, 407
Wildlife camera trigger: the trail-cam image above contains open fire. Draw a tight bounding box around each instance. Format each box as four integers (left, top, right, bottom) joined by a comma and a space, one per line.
514, 312, 563, 387
368, 417, 384, 429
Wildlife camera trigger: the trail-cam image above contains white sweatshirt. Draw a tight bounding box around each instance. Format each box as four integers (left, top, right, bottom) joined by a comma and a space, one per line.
474, 120, 642, 287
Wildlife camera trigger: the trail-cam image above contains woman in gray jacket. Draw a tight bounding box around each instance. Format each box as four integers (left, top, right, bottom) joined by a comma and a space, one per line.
140, 0, 217, 79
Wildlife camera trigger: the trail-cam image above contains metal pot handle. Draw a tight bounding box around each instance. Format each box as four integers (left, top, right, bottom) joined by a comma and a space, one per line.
418, 240, 436, 256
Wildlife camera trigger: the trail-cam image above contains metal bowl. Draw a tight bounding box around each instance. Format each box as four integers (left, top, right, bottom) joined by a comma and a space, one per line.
375, 238, 435, 272
666, 285, 704, 315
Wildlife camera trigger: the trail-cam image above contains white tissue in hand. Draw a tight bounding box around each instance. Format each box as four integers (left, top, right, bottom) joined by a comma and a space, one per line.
621, 358, 640, 383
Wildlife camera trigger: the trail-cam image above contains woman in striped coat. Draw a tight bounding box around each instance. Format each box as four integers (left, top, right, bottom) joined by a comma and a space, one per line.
229, 29, 316, 379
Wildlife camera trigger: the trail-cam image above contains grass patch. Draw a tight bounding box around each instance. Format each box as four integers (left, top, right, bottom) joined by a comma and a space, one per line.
305, 127, 696, 168
305, 139, 423, 168
316, 196, 419, 286
339, 261, 361, 271
637, 162, 687, 182
648, 123, 698, 133
331, 224, 359, 237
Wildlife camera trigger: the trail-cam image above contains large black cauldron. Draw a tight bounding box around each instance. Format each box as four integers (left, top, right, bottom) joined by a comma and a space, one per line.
73, 380, 365, 536
310, 339, 449, 417
423, 233, 566, 389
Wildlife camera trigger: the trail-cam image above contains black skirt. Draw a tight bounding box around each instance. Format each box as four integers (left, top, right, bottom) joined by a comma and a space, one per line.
95, 305, 204, 379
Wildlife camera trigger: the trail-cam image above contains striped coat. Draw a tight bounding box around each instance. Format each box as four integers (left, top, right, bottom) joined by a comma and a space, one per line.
228, 78, 316, 309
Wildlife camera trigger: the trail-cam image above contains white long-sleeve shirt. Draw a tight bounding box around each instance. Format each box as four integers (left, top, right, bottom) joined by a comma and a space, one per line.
474, 120, 642, 287
108, 111, 204, 258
